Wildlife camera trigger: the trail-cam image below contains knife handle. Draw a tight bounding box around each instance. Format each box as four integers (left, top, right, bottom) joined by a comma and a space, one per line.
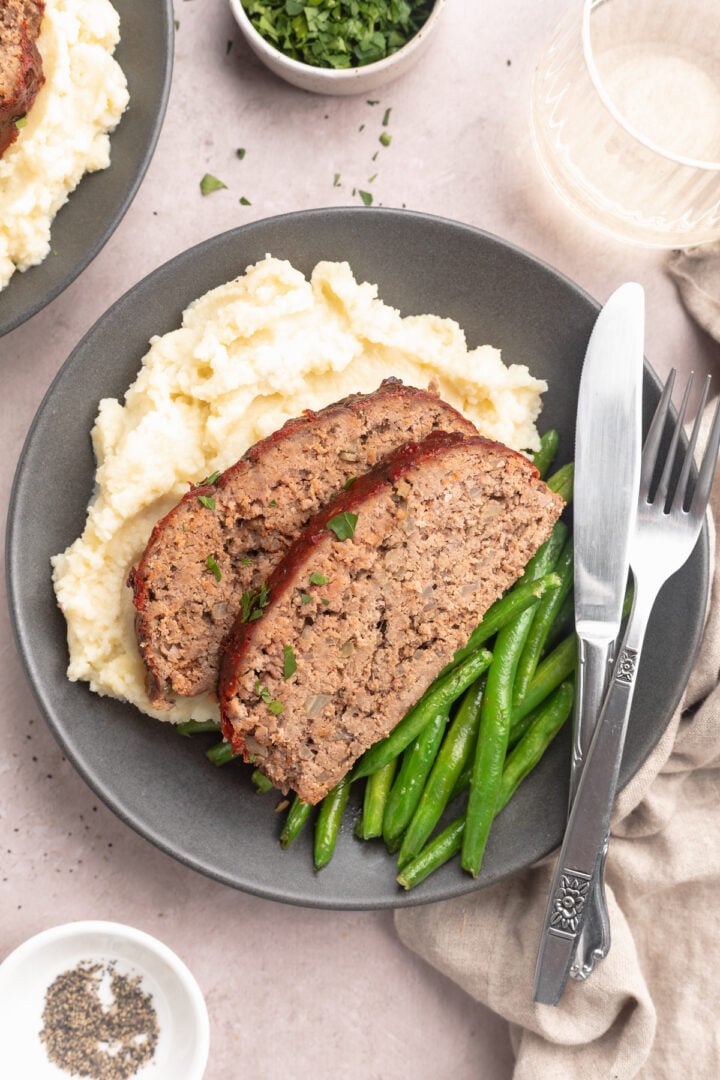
569, 635, 617, 977
534, 597, 648, 1005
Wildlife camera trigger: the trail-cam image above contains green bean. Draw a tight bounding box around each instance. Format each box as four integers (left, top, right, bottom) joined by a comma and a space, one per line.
445, 572, 560, 674
206, 739, 235, 766
546, 461, 574, 502
351, 647, 493, 781
251, 768, 274, 793
396, 678, 485, 867
382, 710, 448, 851
176, 719, 222, 737
280, 795, 313, 849
509, 633, 576, 741
513, 539, 574, 705
461, 616, 527, 876
542, 589, 574, 654
532, 429, 560, 478
397, 682, 574, 890
356, 759, 398, 840
314, 775, 352, 870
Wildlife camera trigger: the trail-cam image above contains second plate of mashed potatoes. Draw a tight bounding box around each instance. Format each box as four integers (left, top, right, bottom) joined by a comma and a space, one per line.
51, 255, 549, 724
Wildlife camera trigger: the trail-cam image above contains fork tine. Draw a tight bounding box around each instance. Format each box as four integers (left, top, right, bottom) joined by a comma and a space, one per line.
641, 369, 675, 494
675, 375, 711, 512
656, 372, 693, 508
690, 388, 720, 518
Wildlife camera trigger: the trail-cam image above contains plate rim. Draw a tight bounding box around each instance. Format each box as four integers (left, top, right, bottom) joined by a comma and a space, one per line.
0, 0, 175, 338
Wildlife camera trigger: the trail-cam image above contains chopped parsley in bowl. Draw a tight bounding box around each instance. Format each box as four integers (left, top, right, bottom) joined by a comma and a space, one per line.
228, 0, 446, 95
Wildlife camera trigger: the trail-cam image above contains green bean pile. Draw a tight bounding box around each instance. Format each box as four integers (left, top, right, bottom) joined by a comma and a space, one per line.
177, 432, 577, 890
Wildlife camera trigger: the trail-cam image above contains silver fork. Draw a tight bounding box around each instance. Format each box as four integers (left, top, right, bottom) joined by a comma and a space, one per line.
533, 369, 720, 1006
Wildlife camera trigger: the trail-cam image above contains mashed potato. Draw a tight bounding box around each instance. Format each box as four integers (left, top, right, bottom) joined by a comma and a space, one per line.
0, 0, 128, 290
52, 256, 549, 723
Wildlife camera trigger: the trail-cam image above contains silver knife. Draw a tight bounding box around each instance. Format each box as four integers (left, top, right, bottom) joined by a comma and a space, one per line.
534, 282, 644, 1005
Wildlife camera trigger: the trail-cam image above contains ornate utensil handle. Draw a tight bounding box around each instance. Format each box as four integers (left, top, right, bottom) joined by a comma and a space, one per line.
534, 592, 650, 1005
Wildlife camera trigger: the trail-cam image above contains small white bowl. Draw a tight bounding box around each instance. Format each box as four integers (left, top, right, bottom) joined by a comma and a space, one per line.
229, 0, 447, 95
0, 921, 210, 1079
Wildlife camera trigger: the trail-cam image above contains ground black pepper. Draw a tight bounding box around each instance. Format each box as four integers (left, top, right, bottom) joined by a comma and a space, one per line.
39, 960, 159, 1079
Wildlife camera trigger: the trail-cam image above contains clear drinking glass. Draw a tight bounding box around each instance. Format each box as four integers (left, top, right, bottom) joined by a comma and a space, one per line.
531, 0, 720, 247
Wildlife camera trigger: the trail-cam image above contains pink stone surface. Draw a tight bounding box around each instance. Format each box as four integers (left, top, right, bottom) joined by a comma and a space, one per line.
1, 2, 718, 1078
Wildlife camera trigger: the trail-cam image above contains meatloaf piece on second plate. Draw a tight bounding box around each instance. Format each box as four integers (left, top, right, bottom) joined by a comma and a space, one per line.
130, 379, 477, 707
219, 430, 565, 804
0, 1, 45, 157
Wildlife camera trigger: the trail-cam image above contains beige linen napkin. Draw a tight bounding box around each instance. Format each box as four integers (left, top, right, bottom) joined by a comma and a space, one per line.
395, 273, 720, 1078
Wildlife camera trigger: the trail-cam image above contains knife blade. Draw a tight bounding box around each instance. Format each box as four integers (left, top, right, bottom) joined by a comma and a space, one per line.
533, 281, 644, 1005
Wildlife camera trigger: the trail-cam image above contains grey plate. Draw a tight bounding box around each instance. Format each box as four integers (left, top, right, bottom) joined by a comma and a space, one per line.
6, 208, 709, 909
0, 0, 174, 338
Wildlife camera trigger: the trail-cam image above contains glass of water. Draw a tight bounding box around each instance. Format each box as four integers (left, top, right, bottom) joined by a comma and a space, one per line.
531, 0, 720, 247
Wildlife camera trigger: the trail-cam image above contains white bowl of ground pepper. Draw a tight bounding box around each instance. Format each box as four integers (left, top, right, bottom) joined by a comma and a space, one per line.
229, 0, 447, 95
0, 921, 210, 1079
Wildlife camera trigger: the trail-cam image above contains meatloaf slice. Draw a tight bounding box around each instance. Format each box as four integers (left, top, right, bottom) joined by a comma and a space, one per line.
130, 379, 477, 707
219, 430, 565, 804
0, 1, 45, 158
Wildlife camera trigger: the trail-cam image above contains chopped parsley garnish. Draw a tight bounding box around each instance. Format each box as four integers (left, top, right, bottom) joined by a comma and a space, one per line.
240, 583, 270, 622
206, 555, 222, 581
300, 593, 312, 604
283, 645, 297, 680
200, 470, 221, 486
327, 511, 358, 540
343, 475, 356, 490
359, 190, 373, 206
268, 499, 277, 507
239, 196, 252, 205
240, 0, 434, 69
226, 39, 233, 54
200, 173, 227, 195
240, 556, 254, 566
310, 572, 329, 586
333, 172, 341, 187
236, 147, 246, 159
379, 131, 392, 147
254, 680, 284, 714
321, 598, 330, 606
198, 494, 216, 510
15, 116, 27, 129
382, 106, 392, 126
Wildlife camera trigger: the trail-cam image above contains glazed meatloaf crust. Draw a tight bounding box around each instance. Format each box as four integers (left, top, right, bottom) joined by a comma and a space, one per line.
219, 430, 565, 804
130, 379, 477, 707
0, 1, 45, 157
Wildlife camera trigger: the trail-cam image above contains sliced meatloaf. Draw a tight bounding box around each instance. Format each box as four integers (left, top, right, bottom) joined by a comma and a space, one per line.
0, 1, 45, 158
219, 430, 565, 804
130, 380, 477, 707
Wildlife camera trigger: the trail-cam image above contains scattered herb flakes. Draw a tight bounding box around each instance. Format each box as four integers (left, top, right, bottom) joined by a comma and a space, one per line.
240, 0, 434, 69
14, 116, 27, 129
321, 598, 330, 606
268, 499, 277, 507
240, 582, 271, 622
255, 681, 285, 714
240, 556, 254, 566
310, 572, 329, 585
198, 494, 216, 510
367, 98, 379, 105
327, 511, 358, 540
239, 196, 252, 205
200, 173, 227, 195
382, 106, 392, 126
174, 19, 180, 30
206, 555, 222, 581
283, 644, 297, 680
359, 190, 373, 206
343, 475, 356, 490
200, 469, 221, 486
236, 147, 246, 159
358, 123, 365, 132
300, 592, 312, 604
333, 172, 341, 187
368, 173, 377, 183
226, 39, 233, 54
379, 131, 392, 147
371, 150, 379, 161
